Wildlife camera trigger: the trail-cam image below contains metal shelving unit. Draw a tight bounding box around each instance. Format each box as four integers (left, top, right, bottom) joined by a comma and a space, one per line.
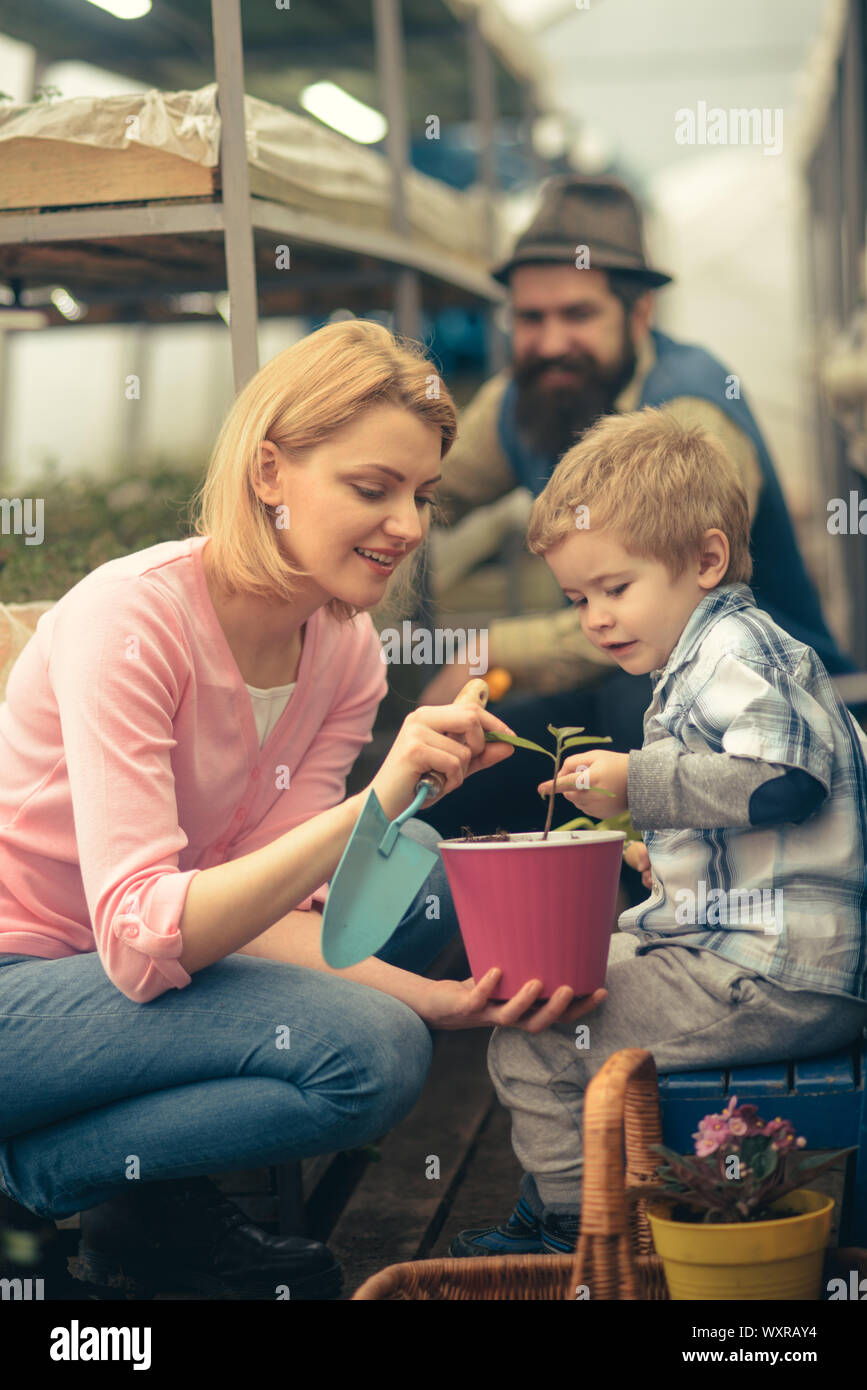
0, 0, 541, 389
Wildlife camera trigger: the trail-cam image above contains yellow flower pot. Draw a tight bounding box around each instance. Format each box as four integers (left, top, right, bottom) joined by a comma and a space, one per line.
646, 1188, 834, 1300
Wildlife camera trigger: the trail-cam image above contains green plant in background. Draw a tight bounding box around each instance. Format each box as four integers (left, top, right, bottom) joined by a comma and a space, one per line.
0, 1225, 42, 1267
0, 460, 202, 603
485, 723, 628, 839
0, 86, 63, 104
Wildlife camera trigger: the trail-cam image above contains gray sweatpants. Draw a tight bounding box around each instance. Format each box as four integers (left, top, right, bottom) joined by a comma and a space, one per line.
487, 931, 867, 1213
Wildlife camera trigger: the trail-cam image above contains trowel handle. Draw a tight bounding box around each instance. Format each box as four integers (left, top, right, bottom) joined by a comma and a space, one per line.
416, 677, 490, 801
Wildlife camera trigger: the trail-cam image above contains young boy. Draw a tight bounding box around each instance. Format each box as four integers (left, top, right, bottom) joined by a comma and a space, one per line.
450, 406, 867, 1258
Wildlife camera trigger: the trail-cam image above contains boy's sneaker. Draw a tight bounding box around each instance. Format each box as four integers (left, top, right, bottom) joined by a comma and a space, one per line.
448, 1192, 543, 1257
448, 1190, 581, 1258
540, 1209, 581, 1254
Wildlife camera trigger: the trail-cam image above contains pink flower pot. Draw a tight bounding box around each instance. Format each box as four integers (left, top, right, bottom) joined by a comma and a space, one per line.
438, 830, 626, 1000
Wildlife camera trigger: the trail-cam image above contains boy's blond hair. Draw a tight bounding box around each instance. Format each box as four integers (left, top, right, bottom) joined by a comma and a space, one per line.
526, 405, 753, 586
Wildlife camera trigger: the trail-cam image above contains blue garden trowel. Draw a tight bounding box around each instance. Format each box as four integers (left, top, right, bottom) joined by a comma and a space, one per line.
321, 679, 489, 968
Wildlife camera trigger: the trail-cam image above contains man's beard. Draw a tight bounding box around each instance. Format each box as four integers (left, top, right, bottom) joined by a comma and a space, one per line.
512, 334, 638, 462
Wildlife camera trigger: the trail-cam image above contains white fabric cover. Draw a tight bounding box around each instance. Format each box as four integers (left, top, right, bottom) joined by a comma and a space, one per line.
0, 83, 495, 265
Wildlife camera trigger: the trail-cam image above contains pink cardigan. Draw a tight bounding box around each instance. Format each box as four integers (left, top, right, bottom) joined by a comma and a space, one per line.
0, 536, 388, 1003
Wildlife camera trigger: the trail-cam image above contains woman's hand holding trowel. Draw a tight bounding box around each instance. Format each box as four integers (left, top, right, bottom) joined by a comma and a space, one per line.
368, 679, 516, 821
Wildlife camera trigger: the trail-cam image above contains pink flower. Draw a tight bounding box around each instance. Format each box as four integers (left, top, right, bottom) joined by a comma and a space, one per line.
763, 1117, 800, 1151
735, 1104, 763, 1137
682, 1102, 811, 1204
693, 1113, 734, 1154
693, 1097, 809, 1158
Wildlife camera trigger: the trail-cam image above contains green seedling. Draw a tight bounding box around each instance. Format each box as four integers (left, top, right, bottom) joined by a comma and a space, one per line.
485, 723, 630, 840
558, 808, 644, 841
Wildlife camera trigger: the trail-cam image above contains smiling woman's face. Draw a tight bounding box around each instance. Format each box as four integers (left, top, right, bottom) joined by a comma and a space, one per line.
260, 402, 443, 608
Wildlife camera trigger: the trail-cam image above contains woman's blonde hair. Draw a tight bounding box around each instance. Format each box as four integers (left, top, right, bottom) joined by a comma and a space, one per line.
526, 406, 753, 585
187, 318, 457, 623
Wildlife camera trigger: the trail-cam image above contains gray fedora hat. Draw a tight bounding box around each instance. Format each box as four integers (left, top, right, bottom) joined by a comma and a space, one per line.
492, 174, 673, 288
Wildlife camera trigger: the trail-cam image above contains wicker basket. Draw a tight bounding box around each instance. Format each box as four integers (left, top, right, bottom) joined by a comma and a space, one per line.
352, 1046, 867, 1300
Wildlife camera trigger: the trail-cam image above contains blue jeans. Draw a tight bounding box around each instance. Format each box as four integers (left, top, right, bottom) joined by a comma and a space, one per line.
0, 819, 457, 1220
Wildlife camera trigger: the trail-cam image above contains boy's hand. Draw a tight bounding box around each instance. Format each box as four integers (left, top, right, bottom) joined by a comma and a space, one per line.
538, 749, 630, 817
623, 839, 653, 890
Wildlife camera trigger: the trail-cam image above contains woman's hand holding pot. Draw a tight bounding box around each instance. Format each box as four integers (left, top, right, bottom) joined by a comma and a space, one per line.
369, 702, 515, 821
420, 969, 607, 1032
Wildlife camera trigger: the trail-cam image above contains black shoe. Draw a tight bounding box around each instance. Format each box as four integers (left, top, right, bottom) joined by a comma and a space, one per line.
72, 1176, 342, 1300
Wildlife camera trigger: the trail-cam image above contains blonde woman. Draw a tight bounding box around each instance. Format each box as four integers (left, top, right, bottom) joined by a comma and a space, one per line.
0, 320, 600, 1301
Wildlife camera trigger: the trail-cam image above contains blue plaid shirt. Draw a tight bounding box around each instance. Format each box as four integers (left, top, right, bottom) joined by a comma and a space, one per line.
619, 583, 867, 1001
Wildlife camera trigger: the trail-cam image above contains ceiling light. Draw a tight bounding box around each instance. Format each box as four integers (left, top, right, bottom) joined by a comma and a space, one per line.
170, 292, 215, 315
84, 0, 153, 19
299, 82, 387, 145
49, 287, 84, 321
531, 114, 567, 161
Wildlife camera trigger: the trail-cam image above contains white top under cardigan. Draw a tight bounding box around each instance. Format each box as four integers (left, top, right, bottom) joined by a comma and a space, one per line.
244, 681, 297, 748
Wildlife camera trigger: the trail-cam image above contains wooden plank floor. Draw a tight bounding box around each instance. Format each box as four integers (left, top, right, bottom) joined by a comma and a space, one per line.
328, 1026, 503, 1297
427, 1105, 524, 1260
